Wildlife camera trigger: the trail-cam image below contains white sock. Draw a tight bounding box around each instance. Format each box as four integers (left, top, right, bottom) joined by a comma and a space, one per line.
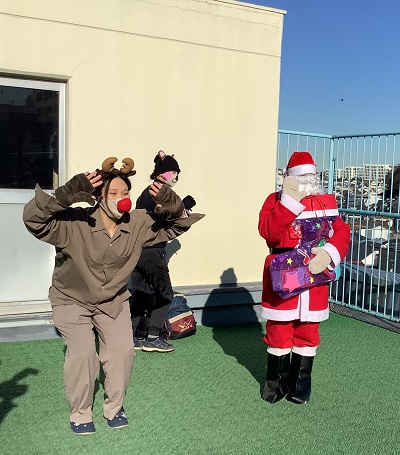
267, 347, 292, 356
292, 346, 317, 356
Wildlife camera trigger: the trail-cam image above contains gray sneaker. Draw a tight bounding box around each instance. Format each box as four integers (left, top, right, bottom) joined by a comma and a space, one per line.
133, 337, 145, 351
142, 336, 175, 352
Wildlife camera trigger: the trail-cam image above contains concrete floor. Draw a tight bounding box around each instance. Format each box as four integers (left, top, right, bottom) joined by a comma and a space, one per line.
0, 313, 60, 343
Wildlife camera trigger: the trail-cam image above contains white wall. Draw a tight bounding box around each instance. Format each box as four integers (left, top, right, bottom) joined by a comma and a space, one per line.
0, 0, 285, 313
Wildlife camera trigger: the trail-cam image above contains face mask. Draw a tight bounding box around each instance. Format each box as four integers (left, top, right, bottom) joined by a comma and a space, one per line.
99, 197, 132, 219
162, 171, 179, 187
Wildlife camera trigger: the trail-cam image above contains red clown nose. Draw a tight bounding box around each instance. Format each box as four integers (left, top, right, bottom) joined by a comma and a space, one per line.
117, 198, 132, 213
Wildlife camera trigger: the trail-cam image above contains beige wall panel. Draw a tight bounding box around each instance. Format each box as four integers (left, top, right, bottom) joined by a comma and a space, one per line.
0, 0, 284, 56
0, 0, 284, 287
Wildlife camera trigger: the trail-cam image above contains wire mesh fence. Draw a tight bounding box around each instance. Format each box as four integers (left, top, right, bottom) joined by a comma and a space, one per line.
278, 130, 400, 324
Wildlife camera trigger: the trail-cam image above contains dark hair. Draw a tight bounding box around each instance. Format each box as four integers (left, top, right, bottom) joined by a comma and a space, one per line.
93, 172, 132, 201
150, 154, 181, 180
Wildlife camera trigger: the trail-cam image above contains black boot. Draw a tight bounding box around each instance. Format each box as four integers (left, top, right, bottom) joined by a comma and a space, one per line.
262, 353, 291, 403
286, 353, 314, 404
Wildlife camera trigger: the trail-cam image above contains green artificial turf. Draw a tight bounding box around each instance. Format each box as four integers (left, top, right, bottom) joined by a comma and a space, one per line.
0, 312, 399, 455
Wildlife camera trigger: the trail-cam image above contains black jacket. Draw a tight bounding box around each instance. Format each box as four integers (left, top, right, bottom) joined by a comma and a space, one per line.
135, 185, 167, 248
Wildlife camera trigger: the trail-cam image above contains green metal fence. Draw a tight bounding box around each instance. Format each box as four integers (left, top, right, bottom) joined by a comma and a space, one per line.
278, 130, 400, 322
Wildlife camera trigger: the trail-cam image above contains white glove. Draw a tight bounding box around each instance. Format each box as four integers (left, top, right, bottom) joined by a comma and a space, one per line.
308, 247, 332, 274
282, 176, 306, 203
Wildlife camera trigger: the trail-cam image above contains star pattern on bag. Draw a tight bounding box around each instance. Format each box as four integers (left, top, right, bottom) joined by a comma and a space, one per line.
283, 270, 302, 292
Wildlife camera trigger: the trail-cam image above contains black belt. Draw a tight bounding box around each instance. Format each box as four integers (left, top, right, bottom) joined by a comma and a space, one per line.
270, 247, 294, 254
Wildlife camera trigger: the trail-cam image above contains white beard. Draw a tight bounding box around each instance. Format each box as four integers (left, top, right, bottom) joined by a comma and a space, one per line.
296, 174, 325, 195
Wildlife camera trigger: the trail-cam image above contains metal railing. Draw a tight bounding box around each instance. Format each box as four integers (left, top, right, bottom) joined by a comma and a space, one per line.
278, 130, 400, 322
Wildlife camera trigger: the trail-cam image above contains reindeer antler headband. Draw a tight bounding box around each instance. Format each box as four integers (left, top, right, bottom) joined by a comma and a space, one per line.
98, 157, 136, 177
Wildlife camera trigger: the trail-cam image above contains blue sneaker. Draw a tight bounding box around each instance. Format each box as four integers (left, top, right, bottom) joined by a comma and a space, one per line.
106, 407, 128, 429
70, 421, 96, 435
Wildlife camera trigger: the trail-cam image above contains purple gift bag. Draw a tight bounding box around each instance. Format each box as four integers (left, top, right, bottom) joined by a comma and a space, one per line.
269, 244, 336, 299
269, 216, 338, 299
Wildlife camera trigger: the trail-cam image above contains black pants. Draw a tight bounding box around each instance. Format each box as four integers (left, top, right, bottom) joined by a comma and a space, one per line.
130, 247, 174, 337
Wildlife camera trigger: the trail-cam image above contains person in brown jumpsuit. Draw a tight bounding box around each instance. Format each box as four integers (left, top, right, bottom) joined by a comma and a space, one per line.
23, 157, 204, 435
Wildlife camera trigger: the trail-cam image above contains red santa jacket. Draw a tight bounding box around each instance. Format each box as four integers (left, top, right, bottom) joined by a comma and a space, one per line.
258, 191, 350, 322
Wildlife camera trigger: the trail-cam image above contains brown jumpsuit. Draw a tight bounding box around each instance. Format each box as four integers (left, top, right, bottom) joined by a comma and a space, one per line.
23, 185, 203, 423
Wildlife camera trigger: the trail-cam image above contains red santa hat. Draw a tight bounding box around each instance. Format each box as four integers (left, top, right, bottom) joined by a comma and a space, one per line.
285, 151, 316, 176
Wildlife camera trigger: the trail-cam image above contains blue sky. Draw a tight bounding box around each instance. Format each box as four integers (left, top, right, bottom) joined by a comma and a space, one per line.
239, 0, 400, 136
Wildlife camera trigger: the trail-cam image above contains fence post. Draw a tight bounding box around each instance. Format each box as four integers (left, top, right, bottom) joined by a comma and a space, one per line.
327, 136, 335, 193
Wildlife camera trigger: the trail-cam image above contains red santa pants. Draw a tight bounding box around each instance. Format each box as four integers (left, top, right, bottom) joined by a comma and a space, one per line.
264, 319, 320, 348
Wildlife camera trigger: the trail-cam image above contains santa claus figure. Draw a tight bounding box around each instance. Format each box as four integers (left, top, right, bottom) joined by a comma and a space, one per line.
258, 151, 350, 404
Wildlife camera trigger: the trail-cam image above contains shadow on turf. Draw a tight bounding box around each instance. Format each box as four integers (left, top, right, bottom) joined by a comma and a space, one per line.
0, 367, 39, 426
201, 268, 266, 391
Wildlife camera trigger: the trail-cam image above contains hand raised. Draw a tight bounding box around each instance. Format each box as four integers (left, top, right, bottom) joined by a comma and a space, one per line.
84, 171, 103, 189
55, 173, 98, 206
149, 181, 163, 198
282, 176, 306, 202
150, 183, 184, 218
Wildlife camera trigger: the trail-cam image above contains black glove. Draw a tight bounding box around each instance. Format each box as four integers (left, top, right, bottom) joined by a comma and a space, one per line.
152, 185, 184, 218
54, 173, 95, 206
182, 195, 196, 211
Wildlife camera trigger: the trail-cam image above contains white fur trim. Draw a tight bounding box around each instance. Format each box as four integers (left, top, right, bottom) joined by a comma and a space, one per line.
260, 306, 300, 321
322, 243, 341, 267
287, 164, 316, 176
292, 346, 317, 356
267, 347, 292, 356
261, 302, 329, 323
299, 290, 310, 320
296, 208, 339, 219
280, 193, 306, 215
304, 308, 330, 322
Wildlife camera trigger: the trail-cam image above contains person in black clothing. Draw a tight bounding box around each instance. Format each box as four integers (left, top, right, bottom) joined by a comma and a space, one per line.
130, 151, 196, 352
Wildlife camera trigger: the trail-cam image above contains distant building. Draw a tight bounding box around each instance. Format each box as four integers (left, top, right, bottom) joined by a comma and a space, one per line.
335, 164, 392, 183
